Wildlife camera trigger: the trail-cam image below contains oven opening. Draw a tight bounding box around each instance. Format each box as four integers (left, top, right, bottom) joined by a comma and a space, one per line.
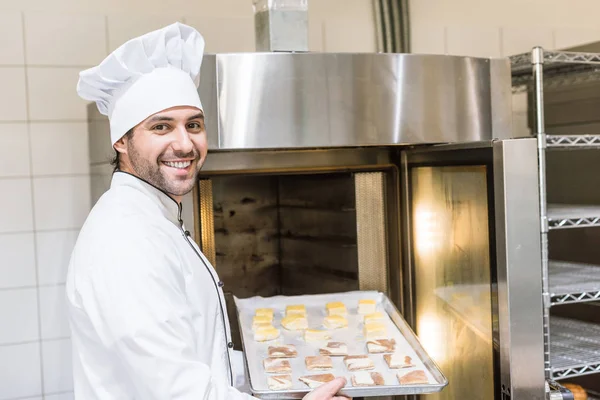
195, 170, 396, 349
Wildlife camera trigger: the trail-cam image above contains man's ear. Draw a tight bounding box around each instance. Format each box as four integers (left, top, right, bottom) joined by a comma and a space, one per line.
113, 135, 128, 155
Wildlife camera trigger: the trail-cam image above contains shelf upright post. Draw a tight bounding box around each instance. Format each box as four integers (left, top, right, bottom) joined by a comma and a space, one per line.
532, 46, 551, 379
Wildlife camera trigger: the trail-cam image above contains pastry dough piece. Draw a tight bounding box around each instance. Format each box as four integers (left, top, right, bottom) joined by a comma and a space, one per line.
252, 315, 272, 329
268, 344, 298, 358
319, 342, 348, 356
281, 315, 308, 331
254, 325, 280, 342
364, 322, 387, 340
398, 370, 428, 385
263, 358, 292, 373
326, 301, 347, 316
286, 304, 306, 317
343, 355, 375, 371
305, 355, 333, 371
367, 338, 396, 353
299, 374, 336, 389
384, 353, 415, 369
267, 374, 292, 390
351, 371, 385, 387
255, 308, 274, 320
252, 322, 273, 332
363, 312, 385, 324
304, 329, 331, 342
323, 315, 348, 329
358, 299, 377, 314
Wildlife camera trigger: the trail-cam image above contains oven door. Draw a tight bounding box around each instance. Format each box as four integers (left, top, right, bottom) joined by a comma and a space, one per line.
401, 138, 545, 400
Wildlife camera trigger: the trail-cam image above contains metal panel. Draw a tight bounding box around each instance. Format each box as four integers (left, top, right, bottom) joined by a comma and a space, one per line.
493, 138, 545, 399
198, 53, 507, 150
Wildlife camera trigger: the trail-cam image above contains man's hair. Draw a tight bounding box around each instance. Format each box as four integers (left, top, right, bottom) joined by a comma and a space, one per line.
110, 128, 134, 172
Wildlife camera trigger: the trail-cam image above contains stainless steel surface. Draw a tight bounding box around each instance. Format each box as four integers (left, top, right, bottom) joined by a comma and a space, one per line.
550, 317, 600, 379
234, 291, 448, 399
403, 138, 545, 399
355, 172, 390, 294
198, 53, 509, 150
197, 179, 217, 266
253, 0, 308, 52
547, 204, 600, 229
532, 46, 553, 378
490, 58, 515, 140
493, 139, 545, 399
549, 261, 600, 305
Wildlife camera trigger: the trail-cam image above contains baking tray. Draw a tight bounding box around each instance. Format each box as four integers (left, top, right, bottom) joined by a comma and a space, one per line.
234, 290, 448, 399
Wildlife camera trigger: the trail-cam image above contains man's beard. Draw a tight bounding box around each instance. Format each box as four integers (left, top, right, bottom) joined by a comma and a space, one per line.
127, 140, 200, 197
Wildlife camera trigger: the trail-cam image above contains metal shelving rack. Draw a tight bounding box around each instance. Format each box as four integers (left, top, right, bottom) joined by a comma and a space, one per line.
510, 48, 600, 391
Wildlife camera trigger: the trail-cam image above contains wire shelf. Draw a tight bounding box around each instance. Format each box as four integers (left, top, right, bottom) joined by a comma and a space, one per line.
551, 317, 600, 379
547, 135, 600, 149
548, 204, 600, 229
549, 261, 600, 305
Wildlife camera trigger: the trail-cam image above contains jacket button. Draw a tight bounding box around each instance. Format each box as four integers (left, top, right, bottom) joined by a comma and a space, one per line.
218, 281, 224, 288
184, 230, 190, 236
228, 342, 234, 348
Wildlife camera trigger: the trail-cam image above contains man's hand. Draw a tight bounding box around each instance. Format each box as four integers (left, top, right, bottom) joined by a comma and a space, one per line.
302, 377, 351, 400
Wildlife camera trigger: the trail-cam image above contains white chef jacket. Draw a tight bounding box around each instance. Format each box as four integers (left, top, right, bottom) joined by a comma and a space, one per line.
66, 171, 256, 399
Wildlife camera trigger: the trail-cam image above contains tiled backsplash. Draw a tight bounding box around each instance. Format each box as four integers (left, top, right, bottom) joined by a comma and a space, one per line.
0, 2, 375, 398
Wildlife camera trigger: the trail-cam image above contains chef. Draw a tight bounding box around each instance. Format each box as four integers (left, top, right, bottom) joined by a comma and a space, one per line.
66, 23, 349, 400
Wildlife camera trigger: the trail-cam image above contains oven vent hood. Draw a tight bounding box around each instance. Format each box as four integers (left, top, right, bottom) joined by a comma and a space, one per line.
198, 52, 511, 151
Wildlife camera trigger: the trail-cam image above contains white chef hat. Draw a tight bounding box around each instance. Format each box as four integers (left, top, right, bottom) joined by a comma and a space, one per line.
77, 22, 205, 146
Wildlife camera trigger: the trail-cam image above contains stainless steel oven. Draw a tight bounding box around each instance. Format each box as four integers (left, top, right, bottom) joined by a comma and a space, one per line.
88, 50, 546, 399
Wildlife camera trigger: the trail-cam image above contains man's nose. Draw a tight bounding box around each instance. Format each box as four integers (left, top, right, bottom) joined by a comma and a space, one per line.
171, 125, 194, 153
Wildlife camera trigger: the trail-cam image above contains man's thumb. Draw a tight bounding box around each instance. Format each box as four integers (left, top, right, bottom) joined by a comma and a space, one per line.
305, 377, 347, 399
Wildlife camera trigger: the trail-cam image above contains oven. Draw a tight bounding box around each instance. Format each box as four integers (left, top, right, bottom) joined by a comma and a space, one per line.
88, 49, 546, 399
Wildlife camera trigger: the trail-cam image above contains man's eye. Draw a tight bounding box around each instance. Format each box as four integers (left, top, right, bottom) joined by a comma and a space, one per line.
153, 124, 169, 131
188, 122, 204, 130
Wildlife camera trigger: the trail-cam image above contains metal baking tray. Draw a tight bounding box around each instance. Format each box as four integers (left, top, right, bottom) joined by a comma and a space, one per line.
234, 290, 448, 399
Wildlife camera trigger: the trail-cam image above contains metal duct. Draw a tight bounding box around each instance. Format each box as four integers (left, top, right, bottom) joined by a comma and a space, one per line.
253, 0, 308, 52
374, 0, 411, 53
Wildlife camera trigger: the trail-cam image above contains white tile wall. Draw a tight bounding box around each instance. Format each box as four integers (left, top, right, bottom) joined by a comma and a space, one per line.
42, 339, 73, 393
184, 16, 256, 53
30, 122, 90, 176
36, 230, 79, 285
446, 26, 502, 58
501, 26, 554, 56
39, 285, 70, 339
24, 13, 107, 66
0, 342, 42, 399
0, 4, 376, 400
45, 393, 75, 400
0, 13, 25, 65
0, 179, 34, 234
0, 124, 31, 177
107, 14, 184, 52
0, 289, 39, 344
0, 68, 28, 121
0, 233, 36, 289
27, 68, 90, 121
32, 176, 91, 231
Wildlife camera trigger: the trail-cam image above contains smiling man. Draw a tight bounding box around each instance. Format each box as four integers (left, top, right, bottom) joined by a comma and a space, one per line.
66, 23, 348, 400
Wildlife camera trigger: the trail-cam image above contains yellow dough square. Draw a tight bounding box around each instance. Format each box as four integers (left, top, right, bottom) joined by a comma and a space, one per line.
286, 304, 306, 317
281, 315, 308, 331
323, 315, 348, 329
358, 299, 377, 315
252, 315, 272, 329
254, 325, 280, 342
326, 302, 347, 316
363, 312, 385, 324
363, 321, 387, 340
255, 308, 274, 319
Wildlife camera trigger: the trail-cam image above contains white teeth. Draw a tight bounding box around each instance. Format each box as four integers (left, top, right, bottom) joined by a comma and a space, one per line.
164, 161, 191, 169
